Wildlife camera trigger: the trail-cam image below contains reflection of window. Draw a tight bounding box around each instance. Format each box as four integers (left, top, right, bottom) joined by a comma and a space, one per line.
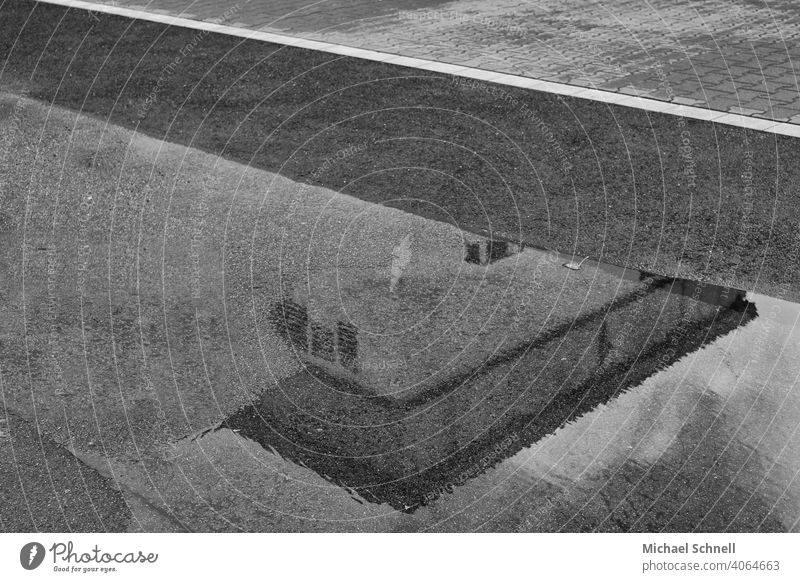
464, 240, 522, 265
271, 300, 308, 351
465, 242, 482, 265
270, 301, 359, 371
488, 240, 509, 262
311, 323, 335, 362
338, 322, 358, 371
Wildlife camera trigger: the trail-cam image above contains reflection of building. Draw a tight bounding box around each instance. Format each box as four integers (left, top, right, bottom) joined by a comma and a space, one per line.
233, 250, 757, 512
272, 220, 652, 402
464, 238, 523, 265
239, 187, 758, 511
270, 212, 752, 405
269, 300, 358, 375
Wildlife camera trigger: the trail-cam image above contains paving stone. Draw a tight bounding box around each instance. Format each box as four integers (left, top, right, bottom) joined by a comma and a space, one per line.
671, 96, 705, 106
764, 108, 798, 122
706, 96, 747, 110
770, 89, 800, 102
728, 106, 764, 116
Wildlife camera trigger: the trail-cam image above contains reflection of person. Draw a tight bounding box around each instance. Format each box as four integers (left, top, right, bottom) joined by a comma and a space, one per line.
389, 234, 413, 294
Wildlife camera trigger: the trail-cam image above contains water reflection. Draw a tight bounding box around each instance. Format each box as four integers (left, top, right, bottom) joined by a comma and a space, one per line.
482, 293, 800, 533
225, 241, 761, 517
464, 238, 524, 266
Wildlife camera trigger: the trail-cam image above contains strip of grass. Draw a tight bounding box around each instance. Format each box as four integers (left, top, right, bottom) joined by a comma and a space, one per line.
1, 0, 798, 299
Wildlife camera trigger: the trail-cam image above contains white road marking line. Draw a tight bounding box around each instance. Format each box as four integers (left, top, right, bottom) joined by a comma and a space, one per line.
35, 0, 800, 137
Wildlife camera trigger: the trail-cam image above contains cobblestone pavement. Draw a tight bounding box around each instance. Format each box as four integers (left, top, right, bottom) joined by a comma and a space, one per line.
83, 0, 800, 123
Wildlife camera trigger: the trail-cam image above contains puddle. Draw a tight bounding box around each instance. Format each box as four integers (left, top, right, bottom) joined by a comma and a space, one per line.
201, 245, 800, 532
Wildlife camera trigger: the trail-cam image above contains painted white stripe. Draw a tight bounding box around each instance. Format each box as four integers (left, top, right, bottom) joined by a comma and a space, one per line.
36, 0, 800, 138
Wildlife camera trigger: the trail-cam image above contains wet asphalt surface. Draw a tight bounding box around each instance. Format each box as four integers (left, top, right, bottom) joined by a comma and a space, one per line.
1, 1, 800, 533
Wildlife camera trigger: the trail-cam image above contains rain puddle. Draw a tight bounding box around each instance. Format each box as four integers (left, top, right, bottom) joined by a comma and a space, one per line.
187, 242, 799, 530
